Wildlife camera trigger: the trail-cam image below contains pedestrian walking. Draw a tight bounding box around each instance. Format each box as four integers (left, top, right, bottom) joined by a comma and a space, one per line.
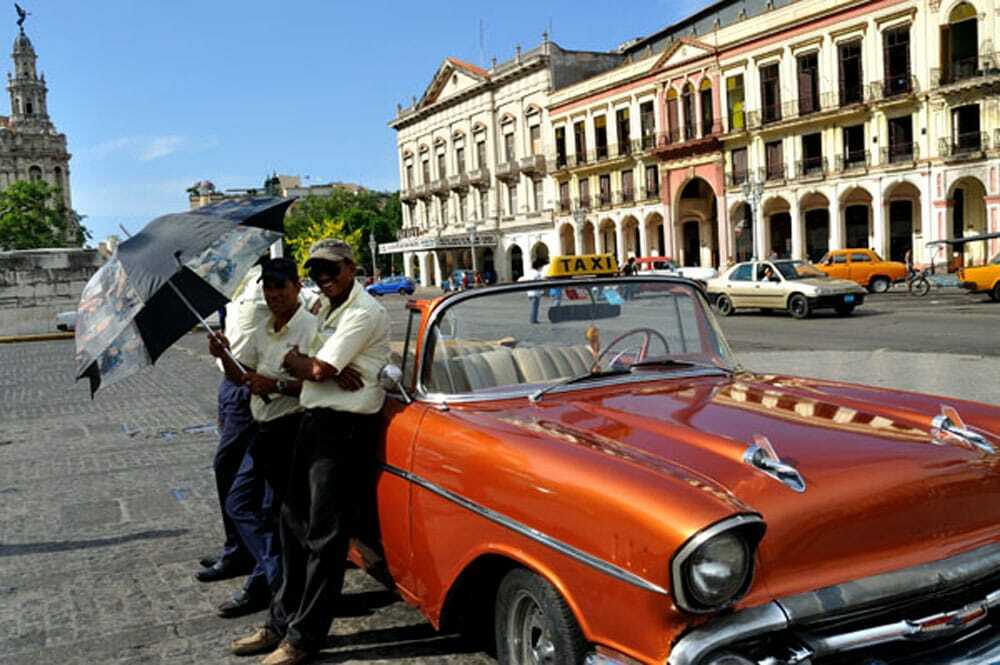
208, 257, 317, 618
230, 239, 390, 665
519, 258, 546, 324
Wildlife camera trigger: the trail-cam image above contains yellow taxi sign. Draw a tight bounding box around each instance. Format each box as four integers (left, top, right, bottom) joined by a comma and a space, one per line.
547, 254, 619, 278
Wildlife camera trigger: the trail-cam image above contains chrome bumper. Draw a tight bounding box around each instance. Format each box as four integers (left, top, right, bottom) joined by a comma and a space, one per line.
668, 542, 1000, 665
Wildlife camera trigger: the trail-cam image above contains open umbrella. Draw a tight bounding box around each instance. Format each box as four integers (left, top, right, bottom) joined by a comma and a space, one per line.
75, 196, 294, 395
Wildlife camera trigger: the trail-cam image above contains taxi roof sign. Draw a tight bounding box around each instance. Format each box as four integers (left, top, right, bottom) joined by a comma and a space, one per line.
547, 254, 619, 278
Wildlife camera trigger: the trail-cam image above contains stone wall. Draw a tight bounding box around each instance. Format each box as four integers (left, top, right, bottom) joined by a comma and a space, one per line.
0, 248, 102, 336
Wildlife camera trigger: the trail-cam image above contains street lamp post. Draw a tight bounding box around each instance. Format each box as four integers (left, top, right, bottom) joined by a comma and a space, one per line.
740, 176, 765, 260
368, 233, 378, 278
466, 223, 478, 276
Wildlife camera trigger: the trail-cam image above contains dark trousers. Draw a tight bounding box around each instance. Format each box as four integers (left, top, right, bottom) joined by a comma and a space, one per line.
214, 378, 258, 567
266, 408, 376, 651
226, 411, 301, 594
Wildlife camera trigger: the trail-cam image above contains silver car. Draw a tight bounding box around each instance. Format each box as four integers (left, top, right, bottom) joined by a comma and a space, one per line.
707, 259, 866, 319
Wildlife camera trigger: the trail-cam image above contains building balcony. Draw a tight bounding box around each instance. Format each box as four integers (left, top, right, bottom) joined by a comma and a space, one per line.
400, 187, 418, 202
641, 185, 659, 201
614, 189, 636, 205
834, 150, 871, 173
596, 192, 612, 208
557, 198, 572, 213
616, 138, 633, 156
760, 164, 786, 184
575, 195, 593, 211
640, 133, 657, 151
495, 161, 519, 182
466, 168, 490, 189
869, 76, 919, 101
652, 123, 722, 159
795, 157, 827, 180
939, 132, 990, 159
932, 53, 1000, 87
881, 142, 919, 166
447, 173, 469, 191
413, 183, 432, 199
725, 170, 749, 188
430, 178, 449, 195
518, 154, 547, 176
595, 144, 610, 162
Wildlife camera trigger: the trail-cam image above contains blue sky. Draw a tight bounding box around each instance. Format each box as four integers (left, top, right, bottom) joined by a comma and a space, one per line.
21, 1, 701, 244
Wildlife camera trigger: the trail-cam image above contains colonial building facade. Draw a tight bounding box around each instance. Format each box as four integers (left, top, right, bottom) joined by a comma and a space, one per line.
392, 0, 1000, 282
387, 39, 624, 285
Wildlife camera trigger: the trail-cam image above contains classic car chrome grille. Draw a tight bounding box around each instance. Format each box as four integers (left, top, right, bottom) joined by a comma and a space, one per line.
668, 543, 1000, 665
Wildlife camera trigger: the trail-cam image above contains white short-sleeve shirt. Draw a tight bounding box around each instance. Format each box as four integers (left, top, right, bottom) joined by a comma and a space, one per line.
236, 304, 317, 423
300, 283, 390, 414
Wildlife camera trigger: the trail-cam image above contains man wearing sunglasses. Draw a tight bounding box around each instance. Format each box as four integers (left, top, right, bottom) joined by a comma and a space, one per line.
230, 239, 390, 665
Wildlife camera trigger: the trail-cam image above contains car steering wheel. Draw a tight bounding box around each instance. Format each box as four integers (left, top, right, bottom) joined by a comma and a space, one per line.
593, 328, 670, 370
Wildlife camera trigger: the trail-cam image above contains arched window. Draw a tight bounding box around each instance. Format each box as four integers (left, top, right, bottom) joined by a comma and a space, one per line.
699, 79, 714, 137
28, 165, 42, 182
25, 100, 32, 116
665, 89, 679, 143
13, 98, 19, 114
53, 166, 63, 191
682, 83, 696, 140
942, 2, 979, 83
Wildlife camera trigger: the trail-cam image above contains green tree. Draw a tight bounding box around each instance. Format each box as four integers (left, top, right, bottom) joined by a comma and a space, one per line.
283, 187, 402, 275
0, 180, 88, 250
285, 217, 363, 272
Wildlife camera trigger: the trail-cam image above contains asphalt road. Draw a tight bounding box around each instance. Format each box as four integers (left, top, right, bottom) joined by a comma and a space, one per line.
1, 286, 998, 665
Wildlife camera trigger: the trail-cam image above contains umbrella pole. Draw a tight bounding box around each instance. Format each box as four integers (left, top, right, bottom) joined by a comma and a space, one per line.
163, 278, 247, 372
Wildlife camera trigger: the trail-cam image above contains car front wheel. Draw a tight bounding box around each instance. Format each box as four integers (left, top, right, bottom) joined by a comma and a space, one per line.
868, 276, 890, 294
788, 294, 811, 319
715, 295, 735, 316
990, 283, 1000, 302
495, 568, 586, 665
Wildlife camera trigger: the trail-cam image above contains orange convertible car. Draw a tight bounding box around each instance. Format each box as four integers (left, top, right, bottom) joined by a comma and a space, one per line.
354, 259, 1000, 665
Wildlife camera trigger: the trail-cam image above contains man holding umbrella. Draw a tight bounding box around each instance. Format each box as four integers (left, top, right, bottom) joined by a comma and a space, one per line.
230, 239, 390, 665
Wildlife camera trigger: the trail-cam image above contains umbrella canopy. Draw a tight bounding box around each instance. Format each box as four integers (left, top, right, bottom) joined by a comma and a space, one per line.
75, 196, 294, 395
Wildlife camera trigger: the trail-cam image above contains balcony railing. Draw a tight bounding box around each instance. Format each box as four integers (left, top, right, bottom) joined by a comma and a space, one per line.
414, 183, 432, 199
882, 141, 919, 165
447, 174, 469, 191
725, 171, 749, 188
618, 138, 633, 156
940, 132, 989, 158
431, 178, 450, 195
870, 75, 917, 101
575, 195, 593, 211
595, 144, 609, 161
839, 83, 866, 107
641, 133, 656, 151
518, 154, 547, 175
932, 53, 1000, 86
795, 157, 827, 179
596, 191, 612, 208
495, 161, 519, 182
761, 164, 786, 183
643, 184, 659, 200
616, 189, 635, 205
466, 168, 490, 188
762, 103, 782, 125
557, 198, 572, 213
400, 187, 417, 202
834, 150, 870, 172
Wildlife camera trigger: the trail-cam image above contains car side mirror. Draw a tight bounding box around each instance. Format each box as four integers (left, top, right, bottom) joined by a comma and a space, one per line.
379, 364, 412, 404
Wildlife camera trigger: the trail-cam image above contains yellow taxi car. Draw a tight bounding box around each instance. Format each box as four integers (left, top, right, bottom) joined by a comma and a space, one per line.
815, 248, 907, 293
707, 259, 866, 319
958, 252, 1000, 301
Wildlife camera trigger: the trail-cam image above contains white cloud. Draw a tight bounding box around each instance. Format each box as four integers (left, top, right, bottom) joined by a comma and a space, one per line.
139, 135, 184, 161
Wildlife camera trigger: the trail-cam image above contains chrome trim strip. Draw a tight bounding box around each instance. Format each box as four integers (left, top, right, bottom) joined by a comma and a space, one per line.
669, 514, 765, 614
667, 541, 1000, 665
380, 463, 669, 596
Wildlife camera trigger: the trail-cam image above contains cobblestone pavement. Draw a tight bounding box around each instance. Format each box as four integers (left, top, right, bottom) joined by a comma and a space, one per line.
0, 338, 492, 665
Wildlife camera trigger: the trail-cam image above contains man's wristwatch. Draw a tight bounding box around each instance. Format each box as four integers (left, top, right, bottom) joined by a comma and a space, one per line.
276, 380, 288, 395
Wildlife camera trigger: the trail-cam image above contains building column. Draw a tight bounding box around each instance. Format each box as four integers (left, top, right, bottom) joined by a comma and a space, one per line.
662, 204, 675, 259
521, 247, 533, 276
403, 251, 414, 280
790, 197, 804, 260
573, 224, 584, 256
830, 203, 844, 251
717, 196, 730, 267
614, 220, 625, 263
872, 184, 886, 256
638, 219, 649, 258
754, 204, 768, 260
432, 252, 443, 286
989, 204, 1000, 258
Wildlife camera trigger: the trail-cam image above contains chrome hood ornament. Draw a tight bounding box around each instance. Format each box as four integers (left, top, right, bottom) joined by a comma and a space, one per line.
931, 405, 996, 455
744, 433, 806, 493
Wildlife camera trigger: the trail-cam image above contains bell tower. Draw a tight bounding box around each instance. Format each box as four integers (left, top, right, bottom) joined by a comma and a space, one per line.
7, 26, 49, 127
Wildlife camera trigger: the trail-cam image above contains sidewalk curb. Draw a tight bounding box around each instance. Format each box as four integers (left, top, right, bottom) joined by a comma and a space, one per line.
0, 331, 74, 344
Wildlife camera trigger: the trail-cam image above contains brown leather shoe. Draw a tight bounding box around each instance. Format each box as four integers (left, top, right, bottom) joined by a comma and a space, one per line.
260, 640, 310, 665
230, 626, 281, 656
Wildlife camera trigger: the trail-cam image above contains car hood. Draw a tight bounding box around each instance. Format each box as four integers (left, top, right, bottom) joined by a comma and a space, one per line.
469, 373, 1000, 599
791, 277, 864, 291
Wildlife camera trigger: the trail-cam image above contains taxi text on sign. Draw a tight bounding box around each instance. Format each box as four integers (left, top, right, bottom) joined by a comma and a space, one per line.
548, 254, 619, 278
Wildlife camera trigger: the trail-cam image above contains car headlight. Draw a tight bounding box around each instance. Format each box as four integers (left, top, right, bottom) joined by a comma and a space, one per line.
671, 515, 765, 613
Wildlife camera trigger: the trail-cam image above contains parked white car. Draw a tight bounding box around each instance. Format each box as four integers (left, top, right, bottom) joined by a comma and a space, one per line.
634, 256, 717, 284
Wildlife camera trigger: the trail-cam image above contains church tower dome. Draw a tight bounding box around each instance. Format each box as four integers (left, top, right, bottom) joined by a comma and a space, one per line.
8, 25, 48, 124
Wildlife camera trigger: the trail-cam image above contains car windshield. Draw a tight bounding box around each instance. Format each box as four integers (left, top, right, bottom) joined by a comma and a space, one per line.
422, 278, 737, 398
774, 261, 826, 280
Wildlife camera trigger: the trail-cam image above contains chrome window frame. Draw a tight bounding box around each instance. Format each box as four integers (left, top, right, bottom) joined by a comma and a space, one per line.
413, 276, 730, 405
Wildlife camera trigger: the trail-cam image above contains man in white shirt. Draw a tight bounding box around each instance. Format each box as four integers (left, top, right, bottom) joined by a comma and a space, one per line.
210, 258, 317, 618
230, 239, 390, 665
518, 257, 547, 323
197, 261, 269, 585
